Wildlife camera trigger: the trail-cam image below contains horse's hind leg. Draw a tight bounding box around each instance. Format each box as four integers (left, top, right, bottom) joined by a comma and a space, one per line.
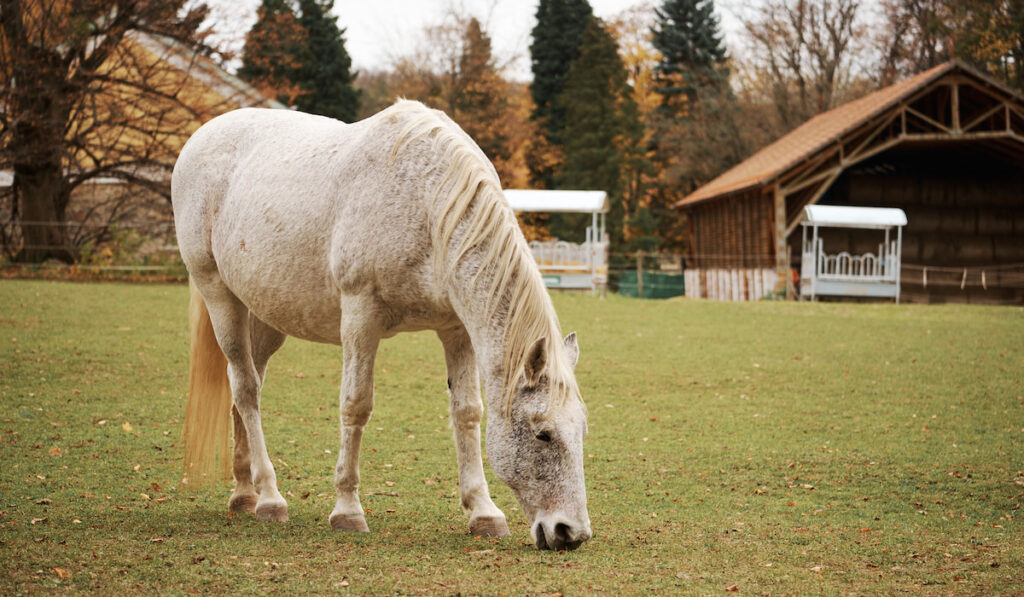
200, 282, 289, 521
437, 326, 509, 537
329, 294, 382, 532
229, 316, 286, 513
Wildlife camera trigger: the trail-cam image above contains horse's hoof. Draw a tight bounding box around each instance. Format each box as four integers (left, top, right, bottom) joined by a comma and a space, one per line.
228, 493, 258, 513
469, 516, 510, 538
254, 501, 289, 522
330, 513, 369, 532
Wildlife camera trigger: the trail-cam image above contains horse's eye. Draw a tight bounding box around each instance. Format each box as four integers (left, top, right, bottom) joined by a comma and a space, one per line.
535, 431, 551, 442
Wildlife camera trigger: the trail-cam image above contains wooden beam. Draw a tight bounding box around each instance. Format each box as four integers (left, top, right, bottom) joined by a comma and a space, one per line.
962, 101, 1008, 132
844, 110, 901, 164
784, 167, 844, 237
781, 165, 842, 195
777, 144, 840, 192
903, 130, 1024, 143
906, 106, 953, 133
952, 81, 961, 133
773, 185, 788, 295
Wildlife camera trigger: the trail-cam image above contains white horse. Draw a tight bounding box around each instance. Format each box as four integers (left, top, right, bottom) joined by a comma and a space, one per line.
171, 100, 591, 550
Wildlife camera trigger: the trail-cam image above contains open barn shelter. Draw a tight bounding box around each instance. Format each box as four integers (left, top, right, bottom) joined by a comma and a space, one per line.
675, 61, 1024, 303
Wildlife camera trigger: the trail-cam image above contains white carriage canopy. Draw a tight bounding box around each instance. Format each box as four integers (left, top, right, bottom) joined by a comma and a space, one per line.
800, 205, 908, 302
503, 190, 609, 293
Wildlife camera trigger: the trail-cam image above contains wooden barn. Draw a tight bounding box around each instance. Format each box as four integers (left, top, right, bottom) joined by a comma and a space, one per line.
675, 61, 1024, 304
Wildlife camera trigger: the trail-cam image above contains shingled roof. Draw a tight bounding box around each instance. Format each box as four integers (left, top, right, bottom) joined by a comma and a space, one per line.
674, 61, 1020, 208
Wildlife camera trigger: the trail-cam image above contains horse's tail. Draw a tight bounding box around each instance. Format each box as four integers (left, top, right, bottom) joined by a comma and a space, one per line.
182, 281, 233, 488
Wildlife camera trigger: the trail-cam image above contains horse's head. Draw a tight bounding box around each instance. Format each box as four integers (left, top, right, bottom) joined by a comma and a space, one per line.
486, 332, 591, 550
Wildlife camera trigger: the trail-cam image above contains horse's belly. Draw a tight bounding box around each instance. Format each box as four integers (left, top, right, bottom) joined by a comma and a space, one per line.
214, 240, 343, 345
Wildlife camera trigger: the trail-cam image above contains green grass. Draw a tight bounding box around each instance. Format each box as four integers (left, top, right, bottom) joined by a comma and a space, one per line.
1, 279, 1022, 594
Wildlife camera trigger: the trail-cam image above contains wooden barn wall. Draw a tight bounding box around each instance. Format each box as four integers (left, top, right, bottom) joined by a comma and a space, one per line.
686, 193, 777, 300
689, 192, 774, 269
790, 145, 1024, 304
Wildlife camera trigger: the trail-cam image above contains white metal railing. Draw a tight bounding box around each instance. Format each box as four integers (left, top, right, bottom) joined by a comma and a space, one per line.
813, 239, 898, 281
814, 241, 898, 281
529, 240, 604, 271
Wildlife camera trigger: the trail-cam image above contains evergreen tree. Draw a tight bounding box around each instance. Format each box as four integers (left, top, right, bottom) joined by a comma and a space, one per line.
239, 0, 360, 121
451, 19, 514, 185
239, 0, 309, 107
529, 0, 593, 148
295, 0, 360, 121
651, 0, 729, 114
556, 18, 642, 246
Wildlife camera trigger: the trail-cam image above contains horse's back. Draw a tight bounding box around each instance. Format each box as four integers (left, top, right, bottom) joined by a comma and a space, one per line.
172, 105, 452, 344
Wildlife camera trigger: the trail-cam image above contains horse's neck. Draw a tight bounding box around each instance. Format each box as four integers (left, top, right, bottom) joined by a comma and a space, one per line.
446, 248, 553, 413
448, 264, 510, 399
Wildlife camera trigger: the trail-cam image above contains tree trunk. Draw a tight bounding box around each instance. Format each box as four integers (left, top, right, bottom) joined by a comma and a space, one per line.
16, 161, 73, 263
4, 3, 76, 263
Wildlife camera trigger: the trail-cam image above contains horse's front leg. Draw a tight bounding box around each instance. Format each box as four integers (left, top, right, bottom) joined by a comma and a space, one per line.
329, 296, 381, 532
438, 326, 510, 537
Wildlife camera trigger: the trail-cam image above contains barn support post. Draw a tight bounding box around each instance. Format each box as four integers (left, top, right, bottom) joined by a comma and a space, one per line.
773, 186, 789, 297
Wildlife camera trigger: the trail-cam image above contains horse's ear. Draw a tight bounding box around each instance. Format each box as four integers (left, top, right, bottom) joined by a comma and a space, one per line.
524, 337, 546, 384
563, 332, 579, 369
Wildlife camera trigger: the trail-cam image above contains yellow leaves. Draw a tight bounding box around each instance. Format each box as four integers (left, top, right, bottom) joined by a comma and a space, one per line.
52, 567, 72, 581
121, 421, 133, 433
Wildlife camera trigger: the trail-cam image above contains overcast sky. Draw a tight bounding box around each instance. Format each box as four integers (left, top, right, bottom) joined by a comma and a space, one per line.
205, 0, 749, 80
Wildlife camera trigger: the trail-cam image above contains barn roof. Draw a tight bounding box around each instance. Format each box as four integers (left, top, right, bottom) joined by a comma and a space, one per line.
675, 61, 1023, 208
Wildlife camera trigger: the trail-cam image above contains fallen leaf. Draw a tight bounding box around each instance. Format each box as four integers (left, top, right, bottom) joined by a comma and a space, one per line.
150, 537, 164, 543
725, 585, 739, 592
122, 422, 133, 433
385, 481, 395, 487
53, 567, 71, 580
48, 447, 61, 456
334, 580, 349, 587
35, 498, 52, 505
30, 517, 47, 525
140, 493, 151, 501
810, 565, 823, 573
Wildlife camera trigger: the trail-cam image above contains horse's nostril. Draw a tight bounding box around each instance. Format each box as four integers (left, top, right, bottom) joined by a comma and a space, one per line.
554, 522, 571, 544
533, 523, 548, 550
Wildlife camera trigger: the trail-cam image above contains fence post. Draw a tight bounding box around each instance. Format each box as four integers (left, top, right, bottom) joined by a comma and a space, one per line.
636, 250, 644, 299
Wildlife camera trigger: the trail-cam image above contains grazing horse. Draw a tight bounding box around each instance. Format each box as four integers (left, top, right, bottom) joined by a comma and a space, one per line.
171, 100, 591, 550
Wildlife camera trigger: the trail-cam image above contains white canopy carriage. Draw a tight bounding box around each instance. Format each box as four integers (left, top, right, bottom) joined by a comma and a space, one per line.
503, 190, 609, 293
799, 205, 908, 302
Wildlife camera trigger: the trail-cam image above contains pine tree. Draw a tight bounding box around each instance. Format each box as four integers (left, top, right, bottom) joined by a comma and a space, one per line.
239, 0, 309, 107
529, 0, 593, 148
451, 19, 512, 184
295, 0, 360, 121
556, 18, 642, 246
651, 0, 728, 114
239, 0, 360, 120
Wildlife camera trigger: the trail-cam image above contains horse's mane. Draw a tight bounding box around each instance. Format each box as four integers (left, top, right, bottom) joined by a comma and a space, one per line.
387, 100, 581, 415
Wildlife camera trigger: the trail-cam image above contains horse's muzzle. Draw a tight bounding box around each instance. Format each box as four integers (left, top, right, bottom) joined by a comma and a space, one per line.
532, 518, 592, 551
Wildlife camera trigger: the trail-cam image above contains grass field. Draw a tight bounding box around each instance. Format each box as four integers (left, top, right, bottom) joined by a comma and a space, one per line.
1, 279, 1022, 595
